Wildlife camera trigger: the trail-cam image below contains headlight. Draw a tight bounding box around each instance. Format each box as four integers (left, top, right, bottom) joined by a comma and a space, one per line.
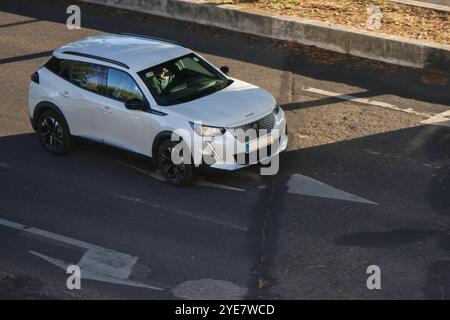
190, 122, 225, 136
273, 103, 280, 115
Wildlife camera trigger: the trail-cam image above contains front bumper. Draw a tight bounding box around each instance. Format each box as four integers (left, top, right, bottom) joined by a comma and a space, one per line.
210, 131, 288, 170
192, 109, 288, 171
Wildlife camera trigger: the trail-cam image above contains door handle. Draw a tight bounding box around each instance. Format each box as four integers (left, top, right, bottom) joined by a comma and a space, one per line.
60, 91, 70, 98
103, 105, 113, 113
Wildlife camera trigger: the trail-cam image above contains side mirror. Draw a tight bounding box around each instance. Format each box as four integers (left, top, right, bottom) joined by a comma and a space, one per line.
220, 66, 230, 75
125, 98, 148, 111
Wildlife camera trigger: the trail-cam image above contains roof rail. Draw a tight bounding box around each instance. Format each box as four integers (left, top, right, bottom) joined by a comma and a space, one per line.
61, 51, 130, 69
119, 33, 182, 47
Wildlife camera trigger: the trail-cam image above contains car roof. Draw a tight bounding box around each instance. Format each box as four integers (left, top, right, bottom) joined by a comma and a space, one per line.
53, 34, 192, 72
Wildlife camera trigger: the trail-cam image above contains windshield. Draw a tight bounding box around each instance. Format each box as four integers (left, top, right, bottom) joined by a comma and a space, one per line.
138, 53, 232, 106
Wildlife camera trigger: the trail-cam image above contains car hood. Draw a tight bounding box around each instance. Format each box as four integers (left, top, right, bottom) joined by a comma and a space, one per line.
162, 79, 276, 127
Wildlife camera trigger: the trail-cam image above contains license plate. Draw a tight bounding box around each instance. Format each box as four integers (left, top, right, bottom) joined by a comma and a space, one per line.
246, 135, 274, 154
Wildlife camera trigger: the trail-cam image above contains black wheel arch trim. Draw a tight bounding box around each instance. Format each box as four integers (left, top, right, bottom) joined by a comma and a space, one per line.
32, 101, 70, 134
151, 131, 185, 158
152, 131, 174, 158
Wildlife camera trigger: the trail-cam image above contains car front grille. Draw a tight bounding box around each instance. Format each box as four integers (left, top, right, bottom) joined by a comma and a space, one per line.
228, 112, 275, 143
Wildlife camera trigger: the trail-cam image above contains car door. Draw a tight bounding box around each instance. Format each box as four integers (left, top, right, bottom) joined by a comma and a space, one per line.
66, 61, 108, 141
51, 59, 107, 140
48, 57, 89, 137
101, 67, 153, 155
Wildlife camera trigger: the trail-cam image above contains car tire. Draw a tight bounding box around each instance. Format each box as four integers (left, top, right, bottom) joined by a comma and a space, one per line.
157, 139, 195, 186
37, 110, 71, 155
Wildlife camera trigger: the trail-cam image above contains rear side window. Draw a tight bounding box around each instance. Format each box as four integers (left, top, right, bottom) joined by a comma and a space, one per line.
70, 62, 106, 94
106, 68, 144, 102
44, 57, 71, 80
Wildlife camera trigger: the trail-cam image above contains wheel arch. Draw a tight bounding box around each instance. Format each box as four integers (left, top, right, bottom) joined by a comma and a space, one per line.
32, 101, 70, 134
151, 130, 174, 158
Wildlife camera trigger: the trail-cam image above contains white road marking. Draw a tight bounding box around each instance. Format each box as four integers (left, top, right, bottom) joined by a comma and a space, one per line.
0, 218, 163, 291
195, 178, 245, 192
0, 218, 25, 229
172, 279, 247, 300
287, 174, 377, 205
115, 160, 245, 192
0, 218, 101, 251
364, 149, 382, 155
302, 86, 433, 118
77, 248, 137, 280
29, 250, 162, 290
420, 110, 450, 127
114, 160, 165, 181
115, 194, 248, 232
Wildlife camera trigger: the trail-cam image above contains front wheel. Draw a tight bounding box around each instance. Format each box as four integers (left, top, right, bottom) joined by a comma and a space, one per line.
157, 140, 195, 186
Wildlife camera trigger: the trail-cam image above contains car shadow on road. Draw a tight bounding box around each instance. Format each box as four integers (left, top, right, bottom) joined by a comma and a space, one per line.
269, 123, 450, 298
0, 121, 449, 298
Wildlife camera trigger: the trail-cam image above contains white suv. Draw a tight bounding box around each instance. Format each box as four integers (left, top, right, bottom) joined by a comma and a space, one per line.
29, 34, 288, 185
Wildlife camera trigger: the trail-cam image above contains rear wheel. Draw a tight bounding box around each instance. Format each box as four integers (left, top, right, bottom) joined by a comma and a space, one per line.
157, 140, 195, 186
37, 110, 70, 155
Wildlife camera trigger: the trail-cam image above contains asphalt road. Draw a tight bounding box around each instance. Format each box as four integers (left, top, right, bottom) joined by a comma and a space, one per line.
0, 0, 449, 300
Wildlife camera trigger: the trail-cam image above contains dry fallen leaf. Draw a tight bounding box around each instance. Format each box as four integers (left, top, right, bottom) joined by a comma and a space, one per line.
213, 0, 450, 45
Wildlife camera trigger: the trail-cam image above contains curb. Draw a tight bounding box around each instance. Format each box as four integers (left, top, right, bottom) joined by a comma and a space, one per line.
81, 0, 450, 70
391, 0, 450, 12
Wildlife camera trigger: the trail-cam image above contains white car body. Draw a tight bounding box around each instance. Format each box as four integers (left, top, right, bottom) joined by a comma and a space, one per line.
29, 34, 288, 173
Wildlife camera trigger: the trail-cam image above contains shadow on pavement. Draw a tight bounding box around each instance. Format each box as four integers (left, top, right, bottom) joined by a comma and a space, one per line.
0, 119, 450, 298
0, 18, 39, 29
269, 123, 450, 299
0, 51, 52, 65
0, 0, 449, 105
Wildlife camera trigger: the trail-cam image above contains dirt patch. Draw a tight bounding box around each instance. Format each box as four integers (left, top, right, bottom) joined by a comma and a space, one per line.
214, 0, 450, 45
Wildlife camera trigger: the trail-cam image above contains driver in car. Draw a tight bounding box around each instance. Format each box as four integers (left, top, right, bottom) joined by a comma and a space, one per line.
154, 67, 174, 93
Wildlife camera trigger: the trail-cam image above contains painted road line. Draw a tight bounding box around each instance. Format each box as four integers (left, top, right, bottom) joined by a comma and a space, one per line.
287, 174, 377, 205
0, 218, 163, 291
115, 160, 245, 192
195, 178, 245, 192
115, 194, 248, 232
0, 218, 103, 251
420, 110, 450, 127
29, 250, 163, 291
364, 149, 382, 155
114, 160, 165, 181
301, 87, 433, 118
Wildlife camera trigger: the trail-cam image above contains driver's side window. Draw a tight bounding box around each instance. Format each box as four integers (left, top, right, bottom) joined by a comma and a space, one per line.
105, 68, 144, 102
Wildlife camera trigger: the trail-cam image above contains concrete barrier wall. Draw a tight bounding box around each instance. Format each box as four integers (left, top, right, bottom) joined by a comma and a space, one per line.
82, 0, 450, 70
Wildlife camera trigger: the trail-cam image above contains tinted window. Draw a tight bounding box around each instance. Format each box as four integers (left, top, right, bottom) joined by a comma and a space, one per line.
106, 68, 144, 102
44, 57, 71, 80
70, 62, 105, 94
138, 53, 231, 106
